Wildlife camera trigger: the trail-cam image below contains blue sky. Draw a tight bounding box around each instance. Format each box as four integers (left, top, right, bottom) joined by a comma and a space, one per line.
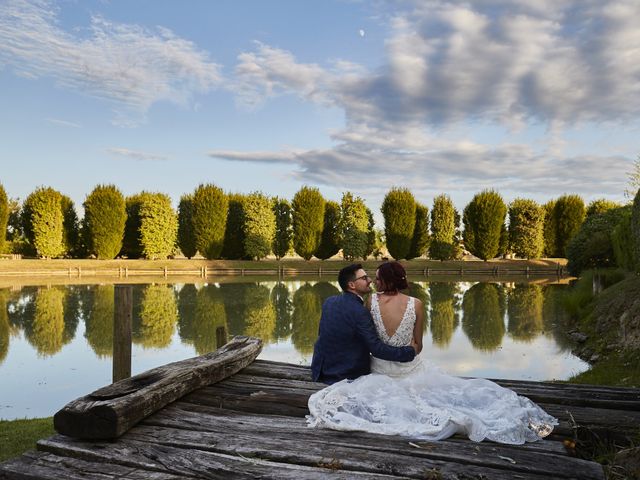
1, 0, 638, 224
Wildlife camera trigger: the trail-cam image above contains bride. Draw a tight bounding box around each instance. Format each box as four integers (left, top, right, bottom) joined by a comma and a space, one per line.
307, 261, 558, 444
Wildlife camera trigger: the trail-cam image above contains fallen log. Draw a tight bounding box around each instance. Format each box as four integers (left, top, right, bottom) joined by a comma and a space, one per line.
53, 336, 262, 440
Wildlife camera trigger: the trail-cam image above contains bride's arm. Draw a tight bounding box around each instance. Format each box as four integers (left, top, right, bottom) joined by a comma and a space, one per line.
413, 298, 424, 354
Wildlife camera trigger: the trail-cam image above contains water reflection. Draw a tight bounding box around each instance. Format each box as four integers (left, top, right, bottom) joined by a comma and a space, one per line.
462, 283, 506, 352
0, 279, 589, 419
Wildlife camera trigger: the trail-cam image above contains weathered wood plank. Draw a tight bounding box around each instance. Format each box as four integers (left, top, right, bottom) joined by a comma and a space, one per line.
54, 336, 262, 439
37, 431, 576, 480
0, 450, 185, 480
141, 403, 603, 479
36, 434, 415, 479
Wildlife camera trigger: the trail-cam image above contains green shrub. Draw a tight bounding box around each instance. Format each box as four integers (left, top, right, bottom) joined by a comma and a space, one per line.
22, 187, 65, 258
508, 198, 544, 259
554, 194, 585, 257
139, 192, 178, 260
567, 207, 630, 275
121, 194, 146, 259
407, 203, 430, 260
611, 208, 636, 271
586, 198, 619, 217
60, 195, 80, 258
83, 185, 126, 259
543, 200, 557, 257
292, 186, 325, 260
192, 184, 228, 260
177, 194, 196, 259
316, 200, 341, 260
381, 188, 416, 260
430, 194, 457, 261
462, 190, 507, 261
222, 193, 247, 260
243, 192, 276, 260
0, 185, 8, 254
364, 207, 376, 260
272, 197, 292, 260
339, 192, 369, 261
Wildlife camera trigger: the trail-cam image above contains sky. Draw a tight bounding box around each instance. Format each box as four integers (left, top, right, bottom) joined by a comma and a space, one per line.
1, 0, 639, 225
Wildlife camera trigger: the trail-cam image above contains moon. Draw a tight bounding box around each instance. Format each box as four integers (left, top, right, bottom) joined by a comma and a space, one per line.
359, 29, 365, 37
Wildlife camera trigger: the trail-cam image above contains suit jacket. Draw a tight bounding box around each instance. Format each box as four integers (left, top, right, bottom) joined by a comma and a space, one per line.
310, 292, 416, 384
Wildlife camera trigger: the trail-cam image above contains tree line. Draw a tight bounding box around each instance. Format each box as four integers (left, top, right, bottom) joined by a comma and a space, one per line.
0, 182, 638, 269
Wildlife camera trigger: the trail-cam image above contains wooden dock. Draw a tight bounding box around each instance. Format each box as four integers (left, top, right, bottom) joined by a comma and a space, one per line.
2, 346, 640, 478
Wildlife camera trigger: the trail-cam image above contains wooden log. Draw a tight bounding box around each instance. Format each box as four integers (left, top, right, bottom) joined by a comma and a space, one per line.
53, 336, 262, 440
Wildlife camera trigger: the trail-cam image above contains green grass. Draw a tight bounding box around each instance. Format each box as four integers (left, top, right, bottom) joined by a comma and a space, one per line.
568, 351, 640, 387
0, 417, 54, 462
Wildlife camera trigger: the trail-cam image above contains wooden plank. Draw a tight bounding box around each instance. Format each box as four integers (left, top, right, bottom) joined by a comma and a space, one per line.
54, 336, 262, 439
0, 450, 184, 480
141, 403, 603, 479
36, 434, 414, 479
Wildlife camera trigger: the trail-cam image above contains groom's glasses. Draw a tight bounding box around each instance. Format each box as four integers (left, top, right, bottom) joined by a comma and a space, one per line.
354, 274, 370, 282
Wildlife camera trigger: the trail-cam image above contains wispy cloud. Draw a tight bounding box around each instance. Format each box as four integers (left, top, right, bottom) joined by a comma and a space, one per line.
225, 0, 639, 201
46, 118, 81, 128
0, 0, 222, 125
108, 147, 168, 161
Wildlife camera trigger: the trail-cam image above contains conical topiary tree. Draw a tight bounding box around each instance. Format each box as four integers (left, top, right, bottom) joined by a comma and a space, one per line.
339, 192, 369, 261
243, 192, 276, 260
407, 203, 430, 260
553, 194, 585, 257
83, 185, 126, 259
430, 194, 457, 261
192, 184, 228, 260
222, 193, 247, 260
22, 187, 65, 258
0, 184, 8, 254
177, 194, 196, 259
139, 192, 178, 259
316, 200, 341, 260
542, 200, 557, 258
462, 190, 507, 261
381, 188, 416, 260
272, 197, 292, 260
508, 198, 544, 259
292, 186, 325, 260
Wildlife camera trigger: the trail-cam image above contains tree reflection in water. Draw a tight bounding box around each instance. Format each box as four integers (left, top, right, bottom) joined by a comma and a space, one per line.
193, 284, 227, 355
507, 284, 544, 342
462, 283, 506, 352
177, 283, 198, 346
271, 282, 293, 340
407, 282, 430, 333
291, 282, 339, 354
0, 289, 10, 364
83, 285, 114, 357
542, 284, 575, 351
26, 287, 67, 357
429, 282, 461, 348
243, 284, 276, 342
136, 285, 178, 349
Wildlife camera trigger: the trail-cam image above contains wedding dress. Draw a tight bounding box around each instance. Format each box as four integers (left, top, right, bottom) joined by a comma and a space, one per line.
307, 294, 558, 444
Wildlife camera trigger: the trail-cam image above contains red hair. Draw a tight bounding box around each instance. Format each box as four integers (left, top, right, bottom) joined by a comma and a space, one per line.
376, 261, 408, 292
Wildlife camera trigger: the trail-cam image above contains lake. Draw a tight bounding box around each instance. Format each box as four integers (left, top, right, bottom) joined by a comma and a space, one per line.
0, 279, 589, 419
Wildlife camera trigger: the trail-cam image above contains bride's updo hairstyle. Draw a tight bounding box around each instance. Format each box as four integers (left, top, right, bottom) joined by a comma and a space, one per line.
376, 261, 408, 293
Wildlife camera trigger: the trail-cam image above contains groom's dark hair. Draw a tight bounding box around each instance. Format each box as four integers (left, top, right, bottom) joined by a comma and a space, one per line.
338, 263, 363, 291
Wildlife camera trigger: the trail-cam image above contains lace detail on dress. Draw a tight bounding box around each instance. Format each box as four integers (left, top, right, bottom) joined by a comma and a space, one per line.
371, 294, 415, 347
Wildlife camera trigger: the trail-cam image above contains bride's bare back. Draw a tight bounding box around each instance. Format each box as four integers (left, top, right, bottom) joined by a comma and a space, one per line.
368, 292, 424, 353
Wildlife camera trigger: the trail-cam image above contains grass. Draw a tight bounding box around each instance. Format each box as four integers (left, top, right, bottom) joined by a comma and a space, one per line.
568, 351, 640, 387
0, 417, 54, 462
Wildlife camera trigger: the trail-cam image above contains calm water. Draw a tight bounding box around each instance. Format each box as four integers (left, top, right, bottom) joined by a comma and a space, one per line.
0, 279, 588, 419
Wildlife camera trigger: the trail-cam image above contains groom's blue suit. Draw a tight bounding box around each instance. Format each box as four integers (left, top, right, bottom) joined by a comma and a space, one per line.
311, 292, 416, 384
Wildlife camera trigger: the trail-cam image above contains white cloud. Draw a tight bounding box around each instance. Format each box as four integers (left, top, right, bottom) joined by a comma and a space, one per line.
0, 0, 221, 125
225, 0, 638, 203
108, 147, 168, 161
46, 118, 81, 128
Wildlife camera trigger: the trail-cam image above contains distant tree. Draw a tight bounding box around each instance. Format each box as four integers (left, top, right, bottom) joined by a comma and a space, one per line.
430, 194, 457, 261
60, 195, 80, 258
139, 192, 178, 260
339, 192, 369, 261
624, 154, 640, 199
631, 188, 640, 273
316, 200, 341, 260
83, 185, 126, 259
0, 184, 8, 253
586, 198, 619, 218
192, 184, 228, 260
6, 197, 21, 242
364, 207, 376, 260
554, 194, 585, 257
612, 208, 636, 271
222, 193, 247, 260
292, 186, 325, 260
508, 199, 544, 259
407, 203, 430, 260
121, 193, 146, 259
243, 192, 276, 260
22, 187, 65, 258
542, 200, 557, 258
177, 194, 196, 259
462, 190, 507, 261
567, 207, 630, 275
272, 198, 292, 260
498, 223, 509, 258
381, 188, 416, 260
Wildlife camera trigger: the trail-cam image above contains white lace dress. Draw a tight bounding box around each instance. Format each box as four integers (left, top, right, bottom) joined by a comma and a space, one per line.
307, 294, 558, 444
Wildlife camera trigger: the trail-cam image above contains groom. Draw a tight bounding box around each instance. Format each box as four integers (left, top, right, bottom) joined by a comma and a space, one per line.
311, 263, 417, 384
